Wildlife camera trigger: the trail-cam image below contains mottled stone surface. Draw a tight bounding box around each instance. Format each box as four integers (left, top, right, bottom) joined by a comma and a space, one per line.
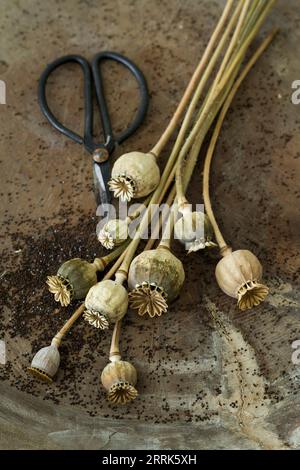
0, 0, 300, 450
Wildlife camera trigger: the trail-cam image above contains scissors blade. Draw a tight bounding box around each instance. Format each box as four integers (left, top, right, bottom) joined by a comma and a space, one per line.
92, 160, 112, 210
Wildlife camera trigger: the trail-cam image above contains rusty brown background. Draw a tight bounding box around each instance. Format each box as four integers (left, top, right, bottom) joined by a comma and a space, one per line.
0, 0, 300, 450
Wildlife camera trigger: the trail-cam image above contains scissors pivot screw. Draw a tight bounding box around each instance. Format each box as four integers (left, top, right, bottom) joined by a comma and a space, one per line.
93, 148, 109, 163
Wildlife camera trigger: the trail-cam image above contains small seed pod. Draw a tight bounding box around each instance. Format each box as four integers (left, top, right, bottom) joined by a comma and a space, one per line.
47, 258, 100, 307
174, 211, 217, 253
101, 360, 138, 404
98, 219, 129, 250
27, 341, 60, 383
108, 152, 160, 202
83, 280, 128, 330
215, 249, 269, 310
128, 247, 185, 317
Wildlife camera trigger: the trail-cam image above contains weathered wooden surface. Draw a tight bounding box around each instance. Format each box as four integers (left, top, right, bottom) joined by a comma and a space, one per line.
0, 0, 299, 450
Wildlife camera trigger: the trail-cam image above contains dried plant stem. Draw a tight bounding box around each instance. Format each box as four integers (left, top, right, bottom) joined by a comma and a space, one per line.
96, 241, 130, 269
109, 320, 122, 361
156, 0, 243, 199
150, 0, 234, 157
176, 0, 276, 209
211, 0, 251, 94
176, 0, 253, 207
127, 195, 152, 221
159, 202, 177, 250
182, 58, 243, 195
237, 0, 267, 46
181, 1, 265, 191
52, 303, 85, 347
216, 0, 276, 93
144, 184, 176, 251
104, 246, 129, 280
203, 29, 278, 253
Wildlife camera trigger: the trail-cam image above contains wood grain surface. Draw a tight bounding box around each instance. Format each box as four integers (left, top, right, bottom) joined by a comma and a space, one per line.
0, 0, 299, 450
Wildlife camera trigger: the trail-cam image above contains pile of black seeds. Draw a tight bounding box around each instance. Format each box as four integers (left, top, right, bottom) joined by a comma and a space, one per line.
0, 210, 103, 340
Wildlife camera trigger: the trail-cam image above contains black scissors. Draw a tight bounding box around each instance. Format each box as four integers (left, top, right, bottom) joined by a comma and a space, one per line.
38, 51, 149, 209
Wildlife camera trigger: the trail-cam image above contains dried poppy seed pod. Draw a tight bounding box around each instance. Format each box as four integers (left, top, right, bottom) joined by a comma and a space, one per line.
215, 248, 269, 311
174, 210, 217, 253
108, 151, 160, 202
98, 218, 129, 250
101, 360, 138, 404
84, 280, 128, 329
27, 340, 60, 383
47, 258, 103, 307
128, 247, 185, 317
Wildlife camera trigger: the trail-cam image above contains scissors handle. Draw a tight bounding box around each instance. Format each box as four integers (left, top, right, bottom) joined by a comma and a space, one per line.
38, 54, 92, 148
91, 51, 149, 149
38, 52, 149, 155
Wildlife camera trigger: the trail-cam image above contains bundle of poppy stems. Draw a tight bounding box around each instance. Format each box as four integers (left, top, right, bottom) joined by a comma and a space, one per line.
28, 0, 278, 405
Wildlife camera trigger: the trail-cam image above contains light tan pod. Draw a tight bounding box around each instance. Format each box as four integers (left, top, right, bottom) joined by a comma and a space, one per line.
109, 152, 160, 201
215, 249, 269, 310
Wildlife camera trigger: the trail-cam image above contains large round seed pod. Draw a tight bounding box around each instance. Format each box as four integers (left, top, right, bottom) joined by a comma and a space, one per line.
46, 258, 98, 306
27, 343, 60, 383
108, 152, 160, 201
128, 248, 185, 317
101, 360, 138, 404
83, 280, 128, 329
215, 249, 269, 310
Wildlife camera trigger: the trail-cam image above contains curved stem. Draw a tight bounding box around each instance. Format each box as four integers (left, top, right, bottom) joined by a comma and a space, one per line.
126, 194, 152, 223
94, 241, 129, 270
203, 29, 278, 252
51, 303, 85, 347
150, 0, 234, 157
104, 245, 129, 280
